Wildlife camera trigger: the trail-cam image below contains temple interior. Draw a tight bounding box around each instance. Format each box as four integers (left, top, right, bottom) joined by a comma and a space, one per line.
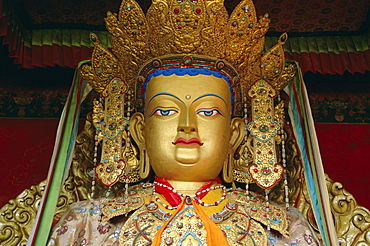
0, 0, 370, 245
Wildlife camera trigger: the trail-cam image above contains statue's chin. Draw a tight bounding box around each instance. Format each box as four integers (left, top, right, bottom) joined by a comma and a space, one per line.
174, 147, 200, 165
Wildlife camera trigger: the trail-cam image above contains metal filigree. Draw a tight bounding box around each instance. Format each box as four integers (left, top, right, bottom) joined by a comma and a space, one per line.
0, 181, 45, 246
246, 79, 283, 189
80, 0, 286, 95
297, 175, 370, 245
94, 77, 129, 186
79, 33, 121, 93
260, 33, 289, 90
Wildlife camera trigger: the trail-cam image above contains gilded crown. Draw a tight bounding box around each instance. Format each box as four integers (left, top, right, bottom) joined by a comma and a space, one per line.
80, 0, 291, 94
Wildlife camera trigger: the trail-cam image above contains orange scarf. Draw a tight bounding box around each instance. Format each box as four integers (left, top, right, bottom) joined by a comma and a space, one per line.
152, 178, 229, 246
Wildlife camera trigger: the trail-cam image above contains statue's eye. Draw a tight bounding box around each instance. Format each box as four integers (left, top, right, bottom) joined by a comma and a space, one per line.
196, 108, 223, 117
151, 108, 179, 117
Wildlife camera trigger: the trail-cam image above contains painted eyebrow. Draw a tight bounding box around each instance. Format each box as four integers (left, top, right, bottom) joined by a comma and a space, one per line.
192, 93, 227, 105
148, 92, 185, 104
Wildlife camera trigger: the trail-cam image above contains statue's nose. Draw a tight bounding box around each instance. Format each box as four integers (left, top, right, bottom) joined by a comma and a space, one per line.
178, 125, 197, 133
177, 110, 197, 133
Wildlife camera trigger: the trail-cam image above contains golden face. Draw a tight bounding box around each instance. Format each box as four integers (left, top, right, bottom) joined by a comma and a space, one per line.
131, 74, 244, 182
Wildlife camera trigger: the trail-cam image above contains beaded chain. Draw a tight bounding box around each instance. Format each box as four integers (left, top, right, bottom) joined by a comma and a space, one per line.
265, 190, 271, 231
122, 90, 132, 214
91, 96, 103, 200
278, 94, 290, 211
193, 186, 227, 207
243, 94, 251, 215
153, 181, 227, 210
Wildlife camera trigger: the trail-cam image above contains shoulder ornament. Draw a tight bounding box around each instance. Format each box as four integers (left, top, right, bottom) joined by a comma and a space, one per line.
227, 189, 290, 238
101, 183, 153, 221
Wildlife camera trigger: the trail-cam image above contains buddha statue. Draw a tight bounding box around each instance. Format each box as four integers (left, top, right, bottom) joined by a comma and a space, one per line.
45, 0, 327, 245
47, 65, 320, 246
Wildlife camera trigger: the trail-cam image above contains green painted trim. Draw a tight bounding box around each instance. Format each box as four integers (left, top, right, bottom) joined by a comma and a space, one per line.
21, 29, 370, 54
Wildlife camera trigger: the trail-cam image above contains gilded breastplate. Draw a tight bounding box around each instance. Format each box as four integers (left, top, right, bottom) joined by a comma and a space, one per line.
102, 184, 289, 246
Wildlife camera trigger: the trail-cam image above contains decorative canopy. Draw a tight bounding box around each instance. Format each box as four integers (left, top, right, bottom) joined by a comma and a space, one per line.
1, 0, 370, 74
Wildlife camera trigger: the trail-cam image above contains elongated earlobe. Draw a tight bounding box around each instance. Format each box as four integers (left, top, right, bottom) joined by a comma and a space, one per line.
130, 112, 146, 148
223, 117, 245, 183
229, 117, 245, 152
139, 149, 150, 179
130, 112, 150, 179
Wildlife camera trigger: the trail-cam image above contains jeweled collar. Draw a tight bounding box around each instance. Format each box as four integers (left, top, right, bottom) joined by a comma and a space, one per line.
154, 177, 224, 207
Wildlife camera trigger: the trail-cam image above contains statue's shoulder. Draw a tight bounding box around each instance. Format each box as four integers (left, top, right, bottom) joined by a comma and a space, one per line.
226, 189, 290, 238
101, 183, 153, 221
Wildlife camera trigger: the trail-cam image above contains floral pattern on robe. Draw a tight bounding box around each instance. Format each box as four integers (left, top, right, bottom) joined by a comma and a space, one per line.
47, 198, 321, 246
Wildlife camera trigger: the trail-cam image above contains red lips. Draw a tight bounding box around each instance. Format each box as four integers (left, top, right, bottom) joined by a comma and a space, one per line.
172, 137, 204, 146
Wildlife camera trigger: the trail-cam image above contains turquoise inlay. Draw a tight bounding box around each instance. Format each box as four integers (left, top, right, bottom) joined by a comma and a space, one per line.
185, 212, 195, 217
98, 117, 129, 140
246, 121, 281, 142
178, 231, 203, 246
166, 206, 195, 227
270, 219, 281, 225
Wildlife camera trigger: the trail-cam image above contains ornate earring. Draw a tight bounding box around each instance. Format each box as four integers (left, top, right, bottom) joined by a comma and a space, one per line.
139, 149, 150, 179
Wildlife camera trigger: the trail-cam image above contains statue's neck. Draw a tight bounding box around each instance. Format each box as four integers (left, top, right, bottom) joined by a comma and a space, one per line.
167, 180, 208, 196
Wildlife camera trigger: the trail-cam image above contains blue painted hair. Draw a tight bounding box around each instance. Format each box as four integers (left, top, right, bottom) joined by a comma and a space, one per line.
143, 67, 235, 105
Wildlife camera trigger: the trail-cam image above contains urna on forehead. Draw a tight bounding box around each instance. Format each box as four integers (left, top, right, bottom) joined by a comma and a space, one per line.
134, 54, 244, 116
